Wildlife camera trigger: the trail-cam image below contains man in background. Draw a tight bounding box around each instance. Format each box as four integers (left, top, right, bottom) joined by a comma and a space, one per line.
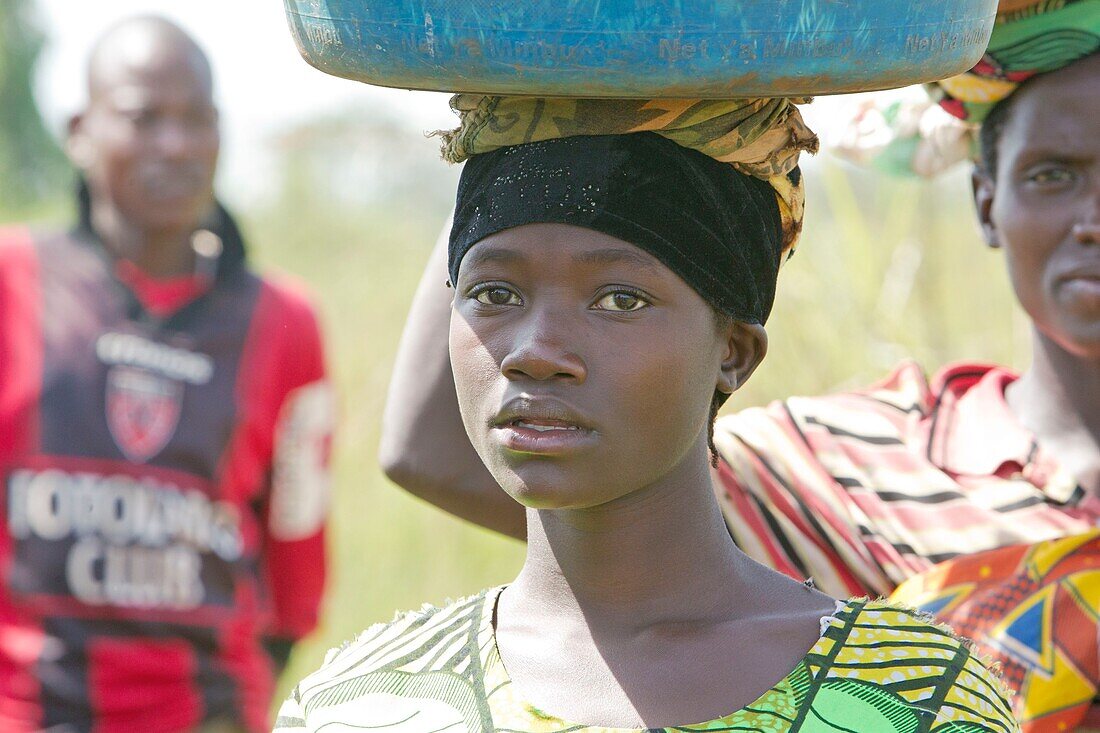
0, 16, 333, 732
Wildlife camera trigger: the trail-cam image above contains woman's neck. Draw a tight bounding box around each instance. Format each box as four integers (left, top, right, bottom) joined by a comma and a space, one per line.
508, 440, 751, 629
495, 440, 833, 728
1007, 328, 1100, 493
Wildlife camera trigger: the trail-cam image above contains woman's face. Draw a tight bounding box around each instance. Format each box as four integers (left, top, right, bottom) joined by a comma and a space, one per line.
449, 223, 760, 510
977, 54, 1100, 357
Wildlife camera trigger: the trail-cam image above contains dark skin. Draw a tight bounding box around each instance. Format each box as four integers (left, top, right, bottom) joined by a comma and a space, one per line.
973, 53, 1100, 496
64, 18, 290, 705
379, 224, 525, 537
382, 54, 1100, 539
449, 223, 835, 727
66, 17, 220, 278
380, 227, 745, 539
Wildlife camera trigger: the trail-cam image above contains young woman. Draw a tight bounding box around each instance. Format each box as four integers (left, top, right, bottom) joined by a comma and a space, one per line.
378, 5, 1100, 729
278, 101, 1016, 732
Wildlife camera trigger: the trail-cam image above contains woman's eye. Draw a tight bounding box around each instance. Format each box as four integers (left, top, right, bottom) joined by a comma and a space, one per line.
594, 291, 649, 312
474, 287, 521, 306
1027, 167, 1075, 185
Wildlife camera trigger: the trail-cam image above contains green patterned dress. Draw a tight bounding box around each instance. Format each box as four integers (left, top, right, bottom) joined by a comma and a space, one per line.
275, 588, 1019, 733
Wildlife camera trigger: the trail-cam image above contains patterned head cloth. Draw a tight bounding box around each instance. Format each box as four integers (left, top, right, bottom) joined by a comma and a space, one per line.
932, 0, 1100, 123
440, 95, 817, 263
832, 0, 1099, 177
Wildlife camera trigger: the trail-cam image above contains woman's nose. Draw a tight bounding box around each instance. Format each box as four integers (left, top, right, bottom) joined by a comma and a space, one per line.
500, 316, 587, 384
1073, 197, 1100, 245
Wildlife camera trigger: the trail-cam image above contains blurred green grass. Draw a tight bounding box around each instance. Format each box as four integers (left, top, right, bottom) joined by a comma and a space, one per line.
243, 155, 1028, 704
2, 150, 1029, 709
242, 197, 526, 704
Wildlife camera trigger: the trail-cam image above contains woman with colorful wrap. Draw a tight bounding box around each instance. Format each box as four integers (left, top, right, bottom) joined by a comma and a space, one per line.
719, 7, 1100, 731
278, 91, 1017, 733
378, 1, 1100, 731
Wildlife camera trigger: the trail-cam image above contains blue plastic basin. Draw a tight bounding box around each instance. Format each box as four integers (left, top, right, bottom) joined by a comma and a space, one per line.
284, 0, 999, 97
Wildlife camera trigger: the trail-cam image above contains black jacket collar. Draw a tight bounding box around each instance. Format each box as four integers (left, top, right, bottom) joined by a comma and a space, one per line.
73, 177, 248, 283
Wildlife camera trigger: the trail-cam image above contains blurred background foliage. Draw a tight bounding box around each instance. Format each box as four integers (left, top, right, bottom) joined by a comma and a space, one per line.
0, 0, 1029, 710
0, 0, 67, 217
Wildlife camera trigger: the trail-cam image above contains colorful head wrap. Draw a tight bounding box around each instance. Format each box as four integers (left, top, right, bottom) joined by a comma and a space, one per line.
831, 0, 1099, 176
440, 95, 817, 259
932, 0, 1100, 123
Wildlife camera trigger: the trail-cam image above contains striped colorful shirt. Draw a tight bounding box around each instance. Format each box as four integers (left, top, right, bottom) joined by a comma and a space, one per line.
713, 361, 1098, 599
276, 586, 1018, 733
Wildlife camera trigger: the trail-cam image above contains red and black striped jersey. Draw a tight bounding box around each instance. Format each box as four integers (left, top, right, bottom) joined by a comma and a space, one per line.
0, 215, 333, 733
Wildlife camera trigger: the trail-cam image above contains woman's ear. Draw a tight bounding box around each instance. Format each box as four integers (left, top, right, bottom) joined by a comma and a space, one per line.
972, 167, 1000, 250
717, 321, 768, 396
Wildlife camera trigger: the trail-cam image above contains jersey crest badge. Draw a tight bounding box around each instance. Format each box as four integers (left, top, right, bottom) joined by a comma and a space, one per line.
106, 365, 183, 463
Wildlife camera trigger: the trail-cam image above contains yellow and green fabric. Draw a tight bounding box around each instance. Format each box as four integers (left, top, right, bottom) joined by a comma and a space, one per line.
276, 588, 1018, 733
893, 530, 1100, 732
831, 0, 1099, 176
438, 95, 817, 260
932, 0, 1100, 123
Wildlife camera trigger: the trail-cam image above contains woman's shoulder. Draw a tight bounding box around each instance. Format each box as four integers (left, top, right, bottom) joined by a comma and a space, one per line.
318, 589, 492, 675
715, 361, 934, 446
809, 598, 1019, 733
275, 588, 498, 733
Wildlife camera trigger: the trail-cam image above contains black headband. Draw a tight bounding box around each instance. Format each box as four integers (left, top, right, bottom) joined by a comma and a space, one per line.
448, 133, 786, 325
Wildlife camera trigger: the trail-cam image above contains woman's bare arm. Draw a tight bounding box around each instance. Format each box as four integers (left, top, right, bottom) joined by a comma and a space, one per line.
379, 221, 527, 539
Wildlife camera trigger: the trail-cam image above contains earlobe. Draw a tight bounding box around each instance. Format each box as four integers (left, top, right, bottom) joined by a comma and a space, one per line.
972, 168, 1000, 250
719, 322, 768, 395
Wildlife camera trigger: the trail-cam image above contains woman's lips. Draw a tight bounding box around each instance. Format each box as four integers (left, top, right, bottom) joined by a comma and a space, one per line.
492, 418, 597, 455
1058, 270, 1100, 304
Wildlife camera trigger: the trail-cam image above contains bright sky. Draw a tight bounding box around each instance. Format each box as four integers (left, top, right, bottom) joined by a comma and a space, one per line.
33, 0, 457, 204
32, 0, 913, 206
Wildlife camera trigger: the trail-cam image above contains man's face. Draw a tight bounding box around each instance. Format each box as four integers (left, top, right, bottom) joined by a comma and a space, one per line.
979, 54, 1100, 357
71, 48, 219, 237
